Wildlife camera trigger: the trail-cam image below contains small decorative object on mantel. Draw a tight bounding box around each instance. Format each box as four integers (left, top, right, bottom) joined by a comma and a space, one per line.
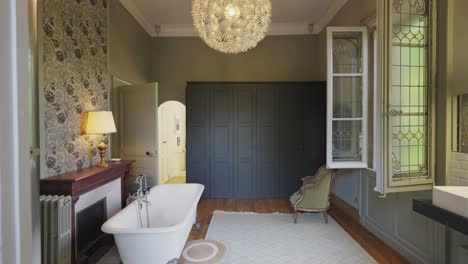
192, 0, 272, 54
83, 111, 117, 167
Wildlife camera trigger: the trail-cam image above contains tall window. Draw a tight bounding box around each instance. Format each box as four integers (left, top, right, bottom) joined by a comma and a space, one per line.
327, 27, 368, 169
388, 0, 432, 186
327, 0, 435, 193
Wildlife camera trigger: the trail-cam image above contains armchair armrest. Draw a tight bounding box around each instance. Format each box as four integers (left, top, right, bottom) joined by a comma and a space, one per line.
301, 175, 316, 185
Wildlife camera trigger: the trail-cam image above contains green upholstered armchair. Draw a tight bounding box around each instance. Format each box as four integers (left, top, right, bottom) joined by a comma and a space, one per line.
290, 166, 336, 224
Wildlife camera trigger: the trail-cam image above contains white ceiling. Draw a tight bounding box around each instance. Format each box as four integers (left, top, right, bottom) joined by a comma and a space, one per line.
120, 0, 349, 37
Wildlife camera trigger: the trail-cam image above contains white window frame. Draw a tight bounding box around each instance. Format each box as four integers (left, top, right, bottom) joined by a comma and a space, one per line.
326, 27, 369, 169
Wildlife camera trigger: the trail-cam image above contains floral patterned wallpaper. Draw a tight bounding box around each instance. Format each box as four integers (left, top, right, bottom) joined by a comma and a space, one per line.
41, 0, 109, 176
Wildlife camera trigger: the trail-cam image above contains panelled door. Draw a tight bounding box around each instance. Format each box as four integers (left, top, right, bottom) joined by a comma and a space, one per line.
233, 86, 257, 198
210, 86, 234, 198
186, 85, 210, 197
118, 83, 159, 185
277, 85, 306, 197
187, 82, 326, 198
256, 86, 279, 197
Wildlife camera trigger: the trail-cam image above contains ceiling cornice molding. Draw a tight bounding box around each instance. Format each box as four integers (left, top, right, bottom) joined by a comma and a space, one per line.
268, 23, 313, 36
121, 0, 350, 38
361, 13, 377, 28
157, 23, 314, 38
119, 0, 157, 36
158, 24, 197, 37
310, 0, 349, 34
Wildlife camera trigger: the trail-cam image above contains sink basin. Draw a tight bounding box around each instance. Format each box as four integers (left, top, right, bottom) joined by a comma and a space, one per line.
433, 186, 468, 218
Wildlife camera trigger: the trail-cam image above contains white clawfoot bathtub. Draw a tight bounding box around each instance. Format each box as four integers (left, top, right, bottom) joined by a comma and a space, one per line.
102, 183, 204, 264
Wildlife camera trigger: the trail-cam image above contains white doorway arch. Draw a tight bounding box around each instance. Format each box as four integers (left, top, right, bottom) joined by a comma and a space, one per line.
158, 101, 186, 184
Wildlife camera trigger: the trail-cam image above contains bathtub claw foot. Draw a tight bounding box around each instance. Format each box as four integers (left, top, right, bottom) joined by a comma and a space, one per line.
167, 258, 179, 264
194, 222, 201, 232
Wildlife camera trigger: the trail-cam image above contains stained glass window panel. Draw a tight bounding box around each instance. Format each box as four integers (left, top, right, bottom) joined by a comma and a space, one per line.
332, 120, 363, 162
390, 0, 431, 182
333, 77, 363, 118
332, 32, 363, 74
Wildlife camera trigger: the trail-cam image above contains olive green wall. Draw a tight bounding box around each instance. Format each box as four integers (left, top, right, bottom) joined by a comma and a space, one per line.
108, 0, 153, 159
109, 0, 152, 84
436, 0, 452, 187
450, 0, 468, 96
439, 0, 468, 262
151, 35, 321, 104
150, 0, 376, 105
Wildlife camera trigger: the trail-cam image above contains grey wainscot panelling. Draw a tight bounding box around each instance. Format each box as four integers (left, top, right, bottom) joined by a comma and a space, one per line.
360, 170, 446, 264
333, 169, 361, 207
449, 153, 468, 263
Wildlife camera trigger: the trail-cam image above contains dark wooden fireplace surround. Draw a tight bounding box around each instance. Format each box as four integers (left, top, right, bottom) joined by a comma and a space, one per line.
40, 160, 134, 264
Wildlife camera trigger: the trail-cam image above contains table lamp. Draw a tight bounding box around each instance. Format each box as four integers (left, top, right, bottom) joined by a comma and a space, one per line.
83, 111, 117, 167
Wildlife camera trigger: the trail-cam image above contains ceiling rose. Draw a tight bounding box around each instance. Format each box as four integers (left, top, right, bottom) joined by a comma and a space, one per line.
192, 0, 272, 54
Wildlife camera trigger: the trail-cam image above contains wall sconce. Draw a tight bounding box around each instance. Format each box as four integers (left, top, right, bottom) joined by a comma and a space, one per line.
83, 111, 116, 167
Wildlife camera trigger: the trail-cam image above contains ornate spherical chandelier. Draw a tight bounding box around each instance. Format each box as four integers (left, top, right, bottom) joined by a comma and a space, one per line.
192, 0, 272, 54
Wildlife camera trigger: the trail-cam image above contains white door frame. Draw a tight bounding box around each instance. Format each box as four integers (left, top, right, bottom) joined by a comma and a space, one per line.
0, 0, 34, 263
158, 101, 187, 183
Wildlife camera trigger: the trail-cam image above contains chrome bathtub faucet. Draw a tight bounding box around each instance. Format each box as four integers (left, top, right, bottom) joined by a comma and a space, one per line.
135, 175, 151, 202
136, 175, 151, 206
133, 175, 152, 228
127, 175, 152, 206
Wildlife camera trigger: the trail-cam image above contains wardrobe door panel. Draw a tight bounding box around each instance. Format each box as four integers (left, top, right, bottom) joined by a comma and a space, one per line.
186, 85, 210, 197
304, 84, 327, 177
256, 87, 278, 197
187, 82, 326, 198
278, 86, 306, 197
211, 87, 233, 198
234, 87, 257, 197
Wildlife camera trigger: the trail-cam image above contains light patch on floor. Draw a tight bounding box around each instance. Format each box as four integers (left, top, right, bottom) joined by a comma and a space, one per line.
206, 211, 376, 264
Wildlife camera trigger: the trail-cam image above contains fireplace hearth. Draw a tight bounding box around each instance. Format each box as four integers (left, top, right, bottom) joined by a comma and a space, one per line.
77, 199, 115, 264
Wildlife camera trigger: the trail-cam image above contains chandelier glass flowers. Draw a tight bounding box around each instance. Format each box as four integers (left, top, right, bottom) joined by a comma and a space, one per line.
192, 0, 272, 54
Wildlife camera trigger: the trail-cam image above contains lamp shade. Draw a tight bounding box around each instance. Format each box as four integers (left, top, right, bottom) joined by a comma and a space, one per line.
84, 111, 117, 134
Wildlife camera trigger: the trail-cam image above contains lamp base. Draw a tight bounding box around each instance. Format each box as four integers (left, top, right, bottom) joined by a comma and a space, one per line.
97, 138, 108, 167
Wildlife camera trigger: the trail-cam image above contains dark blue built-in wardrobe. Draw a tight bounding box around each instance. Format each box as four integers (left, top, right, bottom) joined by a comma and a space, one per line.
187, 82, 326, 198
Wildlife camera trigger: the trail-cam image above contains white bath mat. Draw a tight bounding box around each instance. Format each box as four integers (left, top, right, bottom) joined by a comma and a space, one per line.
206, 211, 376, 264
180, 240, 226, 264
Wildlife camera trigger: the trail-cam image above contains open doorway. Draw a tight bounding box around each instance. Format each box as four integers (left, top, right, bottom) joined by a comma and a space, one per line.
158, 101, 187, 184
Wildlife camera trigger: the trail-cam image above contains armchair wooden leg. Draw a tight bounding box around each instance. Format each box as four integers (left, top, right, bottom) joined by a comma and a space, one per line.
322, 211, 328, 224
293, 210, 298, 224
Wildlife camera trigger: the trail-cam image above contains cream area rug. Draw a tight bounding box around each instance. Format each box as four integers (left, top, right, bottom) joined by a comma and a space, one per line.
205, 211, 376, 264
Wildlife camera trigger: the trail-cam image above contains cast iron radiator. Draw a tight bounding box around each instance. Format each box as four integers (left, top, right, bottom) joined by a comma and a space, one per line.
40, 195, 72, 264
